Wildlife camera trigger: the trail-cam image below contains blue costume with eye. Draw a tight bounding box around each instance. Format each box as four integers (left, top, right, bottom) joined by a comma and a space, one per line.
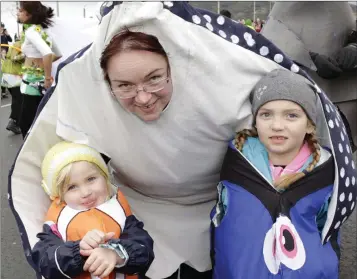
211, 138, 338, 279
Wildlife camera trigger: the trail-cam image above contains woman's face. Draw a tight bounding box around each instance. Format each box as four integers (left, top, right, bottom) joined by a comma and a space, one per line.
17, 8, 31, 24
107, 50, 173, 122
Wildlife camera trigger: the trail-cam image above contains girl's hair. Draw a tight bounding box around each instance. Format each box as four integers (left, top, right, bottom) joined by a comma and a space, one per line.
56, 162, 115, 203
20, 1, 54, 28
100, 29, 170, 84
235, 124, 321, 191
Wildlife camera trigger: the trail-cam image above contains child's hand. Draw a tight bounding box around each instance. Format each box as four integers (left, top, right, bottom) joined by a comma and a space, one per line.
83, 247, 120, 278
80, 230, 115, 256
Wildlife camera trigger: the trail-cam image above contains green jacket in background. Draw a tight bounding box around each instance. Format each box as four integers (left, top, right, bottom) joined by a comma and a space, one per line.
1, 41, 24, 76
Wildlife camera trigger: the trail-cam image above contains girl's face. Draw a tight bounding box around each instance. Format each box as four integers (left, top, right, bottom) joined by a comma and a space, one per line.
255, 100, 314, 165
107, 50, 173, 122
17, 8, 31, 24
62, 162, 109, 210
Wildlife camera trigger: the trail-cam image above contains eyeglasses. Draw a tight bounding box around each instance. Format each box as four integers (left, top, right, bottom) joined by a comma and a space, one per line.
111, 76, 170, 99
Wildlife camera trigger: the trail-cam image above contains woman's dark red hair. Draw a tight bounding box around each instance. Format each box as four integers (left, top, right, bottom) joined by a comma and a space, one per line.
100, 29, 170, 84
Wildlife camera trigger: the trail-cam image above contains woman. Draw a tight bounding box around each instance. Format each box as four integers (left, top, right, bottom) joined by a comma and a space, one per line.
17, 1, 56, 138
8, 2, 356, 279
1, 38, 24, 135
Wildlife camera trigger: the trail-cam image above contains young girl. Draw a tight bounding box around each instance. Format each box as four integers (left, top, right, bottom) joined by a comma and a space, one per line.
32, 141, 154, 279
211, 69, 339, 278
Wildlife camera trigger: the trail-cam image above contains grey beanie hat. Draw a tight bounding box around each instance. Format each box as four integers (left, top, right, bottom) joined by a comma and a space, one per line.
251, 69, 318, 125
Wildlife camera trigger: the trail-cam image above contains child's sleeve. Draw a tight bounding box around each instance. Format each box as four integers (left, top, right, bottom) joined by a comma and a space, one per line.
108, 214, 155, 275
31, 222, 85, 279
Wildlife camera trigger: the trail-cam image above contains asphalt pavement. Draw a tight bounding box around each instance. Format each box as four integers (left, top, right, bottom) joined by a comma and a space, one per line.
0, 94, 356, 279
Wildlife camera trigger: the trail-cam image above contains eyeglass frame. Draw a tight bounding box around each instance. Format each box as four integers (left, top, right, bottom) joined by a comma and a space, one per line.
111, 76, 171, 99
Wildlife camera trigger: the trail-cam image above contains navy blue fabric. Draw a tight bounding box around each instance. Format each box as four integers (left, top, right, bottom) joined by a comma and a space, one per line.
7, 1, 356, 275
212, 180, 338, 279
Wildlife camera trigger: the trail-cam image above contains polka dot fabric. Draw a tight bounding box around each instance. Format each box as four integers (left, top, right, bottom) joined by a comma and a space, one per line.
163, 1, 356, 243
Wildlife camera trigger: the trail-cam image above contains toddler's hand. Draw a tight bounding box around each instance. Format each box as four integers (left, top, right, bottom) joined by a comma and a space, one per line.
83, 247, 118, 278
80, 230, 115, 256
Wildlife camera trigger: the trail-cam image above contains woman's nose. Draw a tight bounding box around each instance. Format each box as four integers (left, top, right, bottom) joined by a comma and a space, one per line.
135, 89, 152, 104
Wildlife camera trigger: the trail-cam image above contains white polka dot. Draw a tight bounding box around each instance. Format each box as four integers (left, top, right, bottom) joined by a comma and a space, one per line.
342, 216, 348, 223
206, 23, 213, 32
274, 54, 284, 63
243, 32, 255, 47
259, 46, 269, 56
164, 1, 173, 7
335, 118, 340, 127
334, 221, 341, 229
325, 104, 330, 113
230, 35, 239, 44
346, 144, 350, 154
340, 167, 345, 178
326, 235, 331, 242
218, 30, 226, 38
339, 143, 343, 153
247, 38, 255, 47
343, 127, 347, 135
339, 143, 345, 153
291, 64, 299, 73
346, 177, 350, 187
352, 161, 355, 169
339, 192, 345, 202
7, 193, 10, 200
351, 202, 355, 211
345, 156, 349, 165
203, 14, 211, 23
314, 84, 321, 93
192, 15, 201, 24
341, 207, 347, 215
341, 132, 345, 141
349, 192, 353, 201
328, 120, 334, 128
352, 176, 355, 186
217, 15, 225, 25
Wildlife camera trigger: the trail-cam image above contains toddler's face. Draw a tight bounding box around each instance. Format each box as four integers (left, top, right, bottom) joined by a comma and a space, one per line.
63, 161, 109, 210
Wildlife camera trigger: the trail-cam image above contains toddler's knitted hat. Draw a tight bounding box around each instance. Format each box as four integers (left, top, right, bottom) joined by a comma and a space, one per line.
41, 141, 109, 200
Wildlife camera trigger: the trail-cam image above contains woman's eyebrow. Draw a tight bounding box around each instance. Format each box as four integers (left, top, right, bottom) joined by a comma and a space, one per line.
111, 68, 164, 83
144, 68, 165, 78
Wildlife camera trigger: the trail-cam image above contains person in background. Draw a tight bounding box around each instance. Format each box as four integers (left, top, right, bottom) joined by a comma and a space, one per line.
1, 22, 13, 53
1, 36, 24, 135
244, 19, 255, 30
219, 9, 232, 19
255, 18, 262, 32
1, 22, 13, 99
17, 1, 57, 138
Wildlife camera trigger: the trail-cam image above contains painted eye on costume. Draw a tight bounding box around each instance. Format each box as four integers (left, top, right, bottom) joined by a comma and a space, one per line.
263, 223, 280, 275
275, 215, 306, 270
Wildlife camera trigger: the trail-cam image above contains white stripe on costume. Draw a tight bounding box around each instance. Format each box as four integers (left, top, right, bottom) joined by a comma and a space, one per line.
96, 195, 126, 231
57, 206, 85, 242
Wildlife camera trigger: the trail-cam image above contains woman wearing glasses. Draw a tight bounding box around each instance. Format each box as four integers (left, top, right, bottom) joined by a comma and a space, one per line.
100, 30, 173, 122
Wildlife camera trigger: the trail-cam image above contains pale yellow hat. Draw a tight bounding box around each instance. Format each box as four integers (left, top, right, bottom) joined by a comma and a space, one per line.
41, 141, 109, 200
